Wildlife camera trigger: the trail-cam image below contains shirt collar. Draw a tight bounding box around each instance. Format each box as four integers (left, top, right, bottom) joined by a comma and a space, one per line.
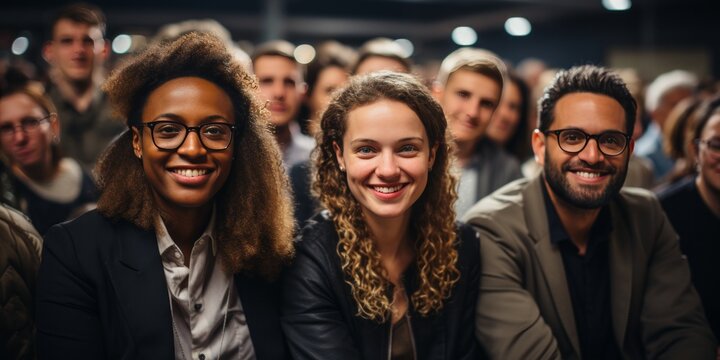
154, 205, 218, 257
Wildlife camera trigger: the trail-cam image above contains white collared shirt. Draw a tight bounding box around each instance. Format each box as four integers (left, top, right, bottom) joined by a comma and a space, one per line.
155, 211, 256, 360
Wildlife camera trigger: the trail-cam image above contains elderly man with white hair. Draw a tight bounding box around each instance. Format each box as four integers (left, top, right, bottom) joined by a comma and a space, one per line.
636, 69, 698, 180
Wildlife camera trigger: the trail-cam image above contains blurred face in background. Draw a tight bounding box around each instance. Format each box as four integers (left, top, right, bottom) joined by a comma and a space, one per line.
354, 56, 408, 75
44, 19, 106, 84
695, 114, 720, 196
254, 55, 305, 128
0, 93, 59, 171
308, 66, 348, 122
487, 80, 522, 146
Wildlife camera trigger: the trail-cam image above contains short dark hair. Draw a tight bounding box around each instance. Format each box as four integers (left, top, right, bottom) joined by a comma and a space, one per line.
351, 37, 411, 75
49, 3, 106, 38
538, 65, 637, 135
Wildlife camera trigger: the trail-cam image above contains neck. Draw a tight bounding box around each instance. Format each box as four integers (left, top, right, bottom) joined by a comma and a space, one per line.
274, 123, 292, 151
364, 211, 414, 283
159, 202, 213, 264
454, 139, 477, 167
543, 181, 600, 255
13, 160, 57, 183
696, 176, 720, 218
51, 70, 95, 112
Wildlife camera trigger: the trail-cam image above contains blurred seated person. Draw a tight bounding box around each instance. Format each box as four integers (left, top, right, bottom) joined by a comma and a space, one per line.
657, 96, 703, 190
290, 41, 354, 224
485, 71, 532, 162
659, 95, 720, 349
0, 78, 97, 234
352, 37, 411, 75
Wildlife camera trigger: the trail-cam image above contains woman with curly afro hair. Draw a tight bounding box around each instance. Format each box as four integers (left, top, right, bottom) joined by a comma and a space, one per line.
282, 71, 482, 359
36, 32, 294, 359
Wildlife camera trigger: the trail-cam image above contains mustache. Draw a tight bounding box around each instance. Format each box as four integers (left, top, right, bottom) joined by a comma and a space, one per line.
562, 160, 617, 174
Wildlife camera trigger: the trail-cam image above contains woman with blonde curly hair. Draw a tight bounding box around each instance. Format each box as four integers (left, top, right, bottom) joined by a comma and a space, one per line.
35, 32, 294, 359
282, 71, 481, 359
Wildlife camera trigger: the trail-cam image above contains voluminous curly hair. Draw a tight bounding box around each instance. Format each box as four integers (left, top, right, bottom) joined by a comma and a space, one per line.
99, 32, 294, 280
313, 71, 459, 322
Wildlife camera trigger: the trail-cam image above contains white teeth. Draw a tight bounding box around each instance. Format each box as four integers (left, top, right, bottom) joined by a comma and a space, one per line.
575, 171, 600, 179
172, 169, 208, 177
373, 185, 403, 193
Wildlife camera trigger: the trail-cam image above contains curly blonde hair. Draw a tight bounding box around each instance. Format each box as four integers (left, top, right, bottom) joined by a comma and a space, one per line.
313, 72, 459, 322
98, 32, 294, 280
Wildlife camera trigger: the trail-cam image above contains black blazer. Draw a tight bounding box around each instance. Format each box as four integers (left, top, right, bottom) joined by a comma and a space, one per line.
282, 212, 483, 360
36, 210, 288, 360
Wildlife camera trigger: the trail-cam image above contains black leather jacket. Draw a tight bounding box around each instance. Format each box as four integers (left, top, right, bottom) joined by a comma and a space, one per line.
282, 212, 482, 360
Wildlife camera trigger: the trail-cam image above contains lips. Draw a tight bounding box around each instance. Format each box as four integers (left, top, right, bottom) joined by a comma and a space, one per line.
372, 184, 404, 193
171, 168, 209, 177
168, 167, 214, 186
368, 183, 407, 200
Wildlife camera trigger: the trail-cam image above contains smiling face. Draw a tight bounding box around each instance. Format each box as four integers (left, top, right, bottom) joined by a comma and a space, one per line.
334, 99, 436, 223
132, 77, 235, 216
532, 92, 632, 209
0, 93, 59, 171
434, 69, 501, 146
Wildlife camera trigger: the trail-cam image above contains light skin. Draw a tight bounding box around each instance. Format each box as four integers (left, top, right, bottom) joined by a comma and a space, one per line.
354, 56, 409, 75
487, 80, 522, 146
253, 55, 305, 147
131, 77, 235, 262
532, 92, 633, 254
43, 19, 107, 112
333, 99, 436, 322
693, 114, 720, 218
433, 69, 501, 166
307, 66, 348, 124
652, 86, 693, 129
0, 93, 60, 182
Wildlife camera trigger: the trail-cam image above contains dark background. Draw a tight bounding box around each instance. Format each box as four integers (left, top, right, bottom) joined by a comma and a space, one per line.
1, 0, 716, 81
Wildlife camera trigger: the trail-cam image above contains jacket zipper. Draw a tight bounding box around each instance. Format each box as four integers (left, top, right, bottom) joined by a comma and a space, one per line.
406, 312, 418, 360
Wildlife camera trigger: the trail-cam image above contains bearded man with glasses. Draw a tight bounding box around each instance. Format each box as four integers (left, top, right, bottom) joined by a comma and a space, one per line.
463, 65, 716, 359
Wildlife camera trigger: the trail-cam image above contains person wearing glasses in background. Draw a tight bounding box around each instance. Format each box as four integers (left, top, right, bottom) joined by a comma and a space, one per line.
35, 33, 294, 359
463, 65, 716, 359
659, 95, 720, 357
0, 76, 97, 235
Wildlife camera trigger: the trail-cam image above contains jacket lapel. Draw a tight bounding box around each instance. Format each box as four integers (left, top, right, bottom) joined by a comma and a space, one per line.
608, 199, 633, 349
106, 221, 174, 359
524, 176, 582, 356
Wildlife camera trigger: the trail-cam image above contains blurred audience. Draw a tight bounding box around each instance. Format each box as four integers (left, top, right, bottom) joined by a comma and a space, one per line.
42, 3, 125, 170
659, 95, 720, 346
352, 37, 411, 75
636, 70, 698, 181
0, 77, 97, 235
486, 71, 532, 162
252, 40, 315, 170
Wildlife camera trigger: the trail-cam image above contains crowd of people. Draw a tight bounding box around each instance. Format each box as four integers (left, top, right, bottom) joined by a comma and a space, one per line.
0, 2, 719, 360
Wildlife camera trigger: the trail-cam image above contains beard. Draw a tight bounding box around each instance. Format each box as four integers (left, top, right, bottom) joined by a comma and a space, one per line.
544, 153, 628, 209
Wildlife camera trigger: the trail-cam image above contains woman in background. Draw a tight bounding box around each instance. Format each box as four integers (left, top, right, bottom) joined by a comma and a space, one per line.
36, 32, 294, 359
283, 72, 481, 359
0, 81, 97, 234
485, 72, 531, 162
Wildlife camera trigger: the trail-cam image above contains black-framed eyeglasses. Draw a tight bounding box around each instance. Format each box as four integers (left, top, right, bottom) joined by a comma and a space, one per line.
696, 138, 720, 154
0, 113, 55, 139
543, 128, 630, 156
134, 121, 237, 151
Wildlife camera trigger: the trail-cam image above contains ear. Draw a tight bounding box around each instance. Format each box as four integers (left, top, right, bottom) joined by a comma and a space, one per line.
531, 129, 546, 166
50, 113, 61, 140
131, 127, 143, 159
627, 138, 635, 156
431, 82, 444, 102
428, 143, 438, 170
333, 141, 345, 170
98, 38, 110, 61
42, 41, 55, 64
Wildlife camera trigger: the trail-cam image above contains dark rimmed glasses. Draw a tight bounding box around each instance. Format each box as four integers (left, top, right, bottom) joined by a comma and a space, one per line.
696, 138, 720, 155
134, 121, 237, 151
0, 113, 55, 140
543, 128, 631, 156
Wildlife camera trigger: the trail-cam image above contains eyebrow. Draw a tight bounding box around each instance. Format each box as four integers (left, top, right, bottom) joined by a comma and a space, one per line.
349, 137, 425, 145
150, 113, 232, 123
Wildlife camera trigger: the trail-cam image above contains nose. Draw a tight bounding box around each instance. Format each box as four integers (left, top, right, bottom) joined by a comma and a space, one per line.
12, 127, 29, 144
176, 130, 207, 158
466, 102, 480, 120
577, 138, 605, 164
375, 151, 401, 179
271, 81, 286, 100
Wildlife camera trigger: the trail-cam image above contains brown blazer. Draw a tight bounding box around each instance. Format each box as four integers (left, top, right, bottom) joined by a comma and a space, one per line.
462, 175, 716, 360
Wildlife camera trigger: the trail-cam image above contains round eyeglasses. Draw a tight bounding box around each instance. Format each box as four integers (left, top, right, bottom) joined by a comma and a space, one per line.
134, 121, 237, 151
0, 113, 55, 140
543, 128, 630, 156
